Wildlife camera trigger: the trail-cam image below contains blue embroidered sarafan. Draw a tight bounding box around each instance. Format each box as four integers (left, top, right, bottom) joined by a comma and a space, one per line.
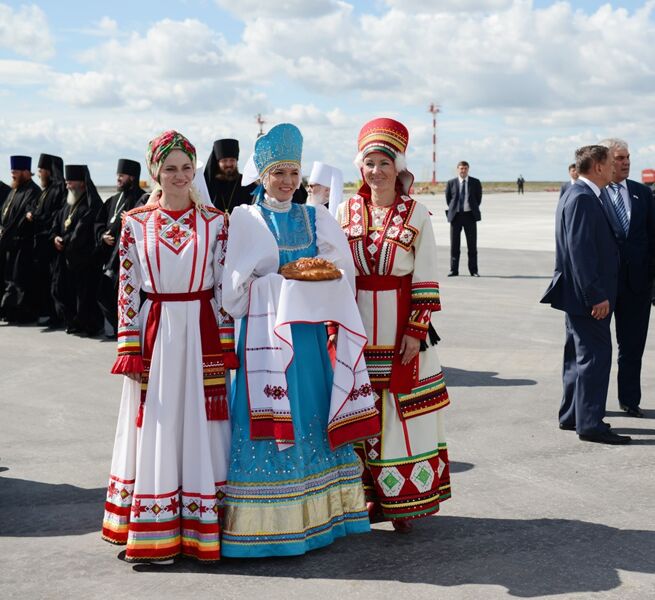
253, 123, 303, 177
257, 202, 317, 265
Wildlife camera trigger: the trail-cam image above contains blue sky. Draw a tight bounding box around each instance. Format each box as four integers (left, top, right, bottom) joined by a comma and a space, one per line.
1, 0, 654, 184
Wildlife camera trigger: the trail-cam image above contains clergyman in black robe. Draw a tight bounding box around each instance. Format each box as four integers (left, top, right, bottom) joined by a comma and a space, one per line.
27, 153, 66, 324
95, 158, 145, 336
0, 179, 10, 303
0, 155, 41, 322
50, 165, 104, 336
0, 180, 9, 205
203, 138, 256, 213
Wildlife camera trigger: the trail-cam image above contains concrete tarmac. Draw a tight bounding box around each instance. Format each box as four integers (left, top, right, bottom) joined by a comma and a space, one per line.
2, 192, 655, 599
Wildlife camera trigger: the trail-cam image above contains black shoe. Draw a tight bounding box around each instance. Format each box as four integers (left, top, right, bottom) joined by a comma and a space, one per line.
560, 421, 611, 431
619, 404, 644, 418
470, 272, 480, 277
579, 430, 631, 445
448, 272, 458, 277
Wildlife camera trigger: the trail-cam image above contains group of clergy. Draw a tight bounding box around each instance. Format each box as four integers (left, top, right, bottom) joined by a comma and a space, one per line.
0, 139, 343, 337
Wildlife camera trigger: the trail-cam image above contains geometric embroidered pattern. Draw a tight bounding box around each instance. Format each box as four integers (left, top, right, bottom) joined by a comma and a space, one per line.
410, 460, 435, 493
377, 466, 405, 497
156, 210, 194, 254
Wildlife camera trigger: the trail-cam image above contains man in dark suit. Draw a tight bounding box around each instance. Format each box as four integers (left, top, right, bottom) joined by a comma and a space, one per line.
541, 145, 630, 444
599, 138, 655, 418
445, 160, 482, 276
559, 163, 578, 198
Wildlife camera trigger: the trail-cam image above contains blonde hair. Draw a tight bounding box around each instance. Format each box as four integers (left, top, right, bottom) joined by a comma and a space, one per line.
147, 183, 204, 210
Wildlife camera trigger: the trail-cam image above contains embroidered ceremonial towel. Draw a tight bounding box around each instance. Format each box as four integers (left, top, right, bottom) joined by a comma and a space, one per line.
245, 273, 380, 451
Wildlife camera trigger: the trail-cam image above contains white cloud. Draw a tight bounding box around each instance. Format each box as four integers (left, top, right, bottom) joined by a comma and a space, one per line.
214, 0, 341, 19
3, 2, 655, 182
47, 19, 244, 111
0, 3, 55, 60
49, 72, 122, 107
96, 16, 119, 35
0, 59, 53, 85
71, 16, 122, 38
383, 0, 514, 13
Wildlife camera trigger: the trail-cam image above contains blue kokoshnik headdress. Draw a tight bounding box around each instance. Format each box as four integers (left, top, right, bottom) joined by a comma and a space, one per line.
247, 123, 303, 203
254, 123, 303, 177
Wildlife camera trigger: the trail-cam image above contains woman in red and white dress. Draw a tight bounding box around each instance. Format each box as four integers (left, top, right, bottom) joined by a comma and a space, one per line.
101, 131, 237, 563
337, 118, 451, 532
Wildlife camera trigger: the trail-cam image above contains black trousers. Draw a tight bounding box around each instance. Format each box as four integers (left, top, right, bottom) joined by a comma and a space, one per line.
560, 312, 612, 434
614, 273, 652, 408
450, 212, 478, 274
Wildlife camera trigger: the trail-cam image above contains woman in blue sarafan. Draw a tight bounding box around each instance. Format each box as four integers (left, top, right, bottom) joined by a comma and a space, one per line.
221, 123, 379, 558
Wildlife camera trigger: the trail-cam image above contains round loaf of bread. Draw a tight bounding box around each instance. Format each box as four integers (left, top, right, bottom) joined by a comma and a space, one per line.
280, 257, 342, 281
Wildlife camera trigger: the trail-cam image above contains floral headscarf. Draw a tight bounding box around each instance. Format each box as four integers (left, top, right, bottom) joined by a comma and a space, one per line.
146, 130, 196, 181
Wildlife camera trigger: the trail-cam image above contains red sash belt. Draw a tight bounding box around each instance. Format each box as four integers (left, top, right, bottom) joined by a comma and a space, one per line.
356, 274, 417, 394
136, 288, 236, 427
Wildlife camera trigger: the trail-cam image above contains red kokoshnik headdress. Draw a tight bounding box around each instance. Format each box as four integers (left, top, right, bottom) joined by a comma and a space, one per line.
355, 117, 414, 195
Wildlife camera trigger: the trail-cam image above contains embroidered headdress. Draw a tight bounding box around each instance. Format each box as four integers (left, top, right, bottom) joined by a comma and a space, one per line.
354, 117, 414, 194
146, 130, 196, 182
253, 123, 303, 178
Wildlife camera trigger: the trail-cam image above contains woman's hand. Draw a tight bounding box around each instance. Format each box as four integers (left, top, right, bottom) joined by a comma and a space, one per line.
399, 334, 420, 365
125, 372, 142, 382
328, 333, 338, 347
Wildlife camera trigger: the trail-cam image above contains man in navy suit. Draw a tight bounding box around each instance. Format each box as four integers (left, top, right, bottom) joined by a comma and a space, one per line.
445, 160, 482, 276
541, 145, 630, 444
559, 163, 578, 198
599, 138, 655, 418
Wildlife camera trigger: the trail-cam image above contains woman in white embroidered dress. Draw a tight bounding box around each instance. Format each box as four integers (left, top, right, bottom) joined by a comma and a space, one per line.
102, 131, 237, 564
338, 118, 451, 533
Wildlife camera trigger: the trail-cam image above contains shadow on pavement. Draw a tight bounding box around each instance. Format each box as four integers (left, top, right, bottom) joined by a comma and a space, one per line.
3, 473, 655, 597
0, 474, 104, 537
146, 516, 655, 598
443, 366, 537, 387
449, 461, 474, 474
606, 409, 655, 419
479, 275, 553, 280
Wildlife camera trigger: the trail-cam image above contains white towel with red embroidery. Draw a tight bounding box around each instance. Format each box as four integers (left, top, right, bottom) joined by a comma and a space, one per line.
245, 272, 377, 451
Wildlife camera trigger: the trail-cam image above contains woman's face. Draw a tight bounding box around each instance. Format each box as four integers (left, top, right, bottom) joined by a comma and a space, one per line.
265, 165, 300, 201
159, 149, 195, 196
362, 151, 397, 194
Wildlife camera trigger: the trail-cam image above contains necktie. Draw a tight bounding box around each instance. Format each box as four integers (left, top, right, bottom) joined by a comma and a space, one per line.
609, 183, 629, 234
459, 179, 466, 212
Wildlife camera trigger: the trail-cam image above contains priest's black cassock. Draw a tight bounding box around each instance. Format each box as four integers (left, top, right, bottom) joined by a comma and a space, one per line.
0, 156, 41, 322
50, 165, 104, 335
32, 154, 66, 321
203, 138, 256, 213
0, 180, 9, 205
0, 180, 10, 304
94, 159, 145, 334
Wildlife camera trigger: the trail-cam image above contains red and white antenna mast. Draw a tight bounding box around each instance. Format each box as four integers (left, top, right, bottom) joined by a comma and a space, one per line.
428, 103, 440, 184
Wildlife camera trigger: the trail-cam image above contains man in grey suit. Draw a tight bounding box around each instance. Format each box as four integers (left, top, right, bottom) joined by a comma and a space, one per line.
445, 160, 482, 276
559, 163, 579, 198
599, 138, 655, 418
541, 145, 629, 444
